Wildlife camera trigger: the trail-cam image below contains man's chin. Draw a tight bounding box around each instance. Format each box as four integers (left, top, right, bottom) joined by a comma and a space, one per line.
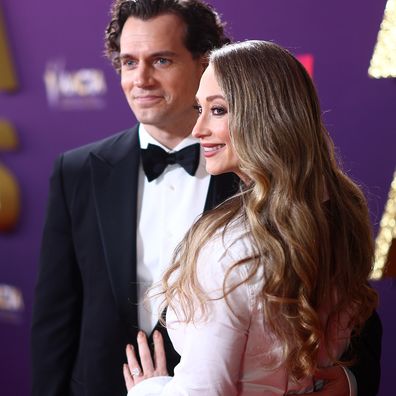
131, 106, 164, 122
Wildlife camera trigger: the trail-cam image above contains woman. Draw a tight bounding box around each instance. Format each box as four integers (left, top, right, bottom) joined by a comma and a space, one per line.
123, 40, 377, 395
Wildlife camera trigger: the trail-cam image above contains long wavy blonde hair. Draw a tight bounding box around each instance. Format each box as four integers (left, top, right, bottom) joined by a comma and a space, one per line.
159, 40, 377, 379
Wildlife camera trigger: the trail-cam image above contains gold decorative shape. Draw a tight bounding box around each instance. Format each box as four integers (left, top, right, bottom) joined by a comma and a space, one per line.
0, 6, 17, 91
369, 0, 396, 78
0, 163, 20, 231
0, 120, 20, 231
371, 170, 396, 279
0, 120, 18, 150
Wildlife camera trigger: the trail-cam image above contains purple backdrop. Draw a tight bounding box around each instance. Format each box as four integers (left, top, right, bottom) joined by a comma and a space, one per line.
0, 0, 394, 395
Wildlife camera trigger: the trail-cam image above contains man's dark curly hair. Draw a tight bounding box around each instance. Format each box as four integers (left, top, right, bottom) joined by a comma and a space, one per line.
104, 0, 231, 72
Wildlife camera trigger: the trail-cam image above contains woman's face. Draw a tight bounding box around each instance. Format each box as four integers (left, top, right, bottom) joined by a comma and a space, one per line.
192, 65, 240, 177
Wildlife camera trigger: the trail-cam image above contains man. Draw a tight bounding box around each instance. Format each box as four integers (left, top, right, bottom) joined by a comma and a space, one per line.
31, 2, 233, 395
31, 1, 381, 395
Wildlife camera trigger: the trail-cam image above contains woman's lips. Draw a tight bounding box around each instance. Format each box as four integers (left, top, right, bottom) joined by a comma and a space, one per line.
201, 144, 225, 157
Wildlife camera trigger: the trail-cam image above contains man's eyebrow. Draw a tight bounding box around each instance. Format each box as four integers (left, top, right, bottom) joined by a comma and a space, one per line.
119, 51, 178, 59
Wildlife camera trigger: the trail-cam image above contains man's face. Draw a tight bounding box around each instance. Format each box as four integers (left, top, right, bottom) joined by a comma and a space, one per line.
119, 14, 205, 136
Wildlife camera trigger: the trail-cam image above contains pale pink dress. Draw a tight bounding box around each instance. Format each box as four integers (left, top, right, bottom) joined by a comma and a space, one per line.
128, 220, 351, 395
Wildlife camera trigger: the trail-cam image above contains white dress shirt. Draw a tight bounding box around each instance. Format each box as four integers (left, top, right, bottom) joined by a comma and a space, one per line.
128, 219, 353, 396
137, 125, 210, 334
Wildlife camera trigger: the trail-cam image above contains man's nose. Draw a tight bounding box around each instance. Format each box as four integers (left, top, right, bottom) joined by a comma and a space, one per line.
133, 63, 153, 87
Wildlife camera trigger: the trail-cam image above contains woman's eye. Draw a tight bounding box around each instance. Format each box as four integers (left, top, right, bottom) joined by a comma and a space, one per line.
193, 105, 202, 114
212, 106, 227, 116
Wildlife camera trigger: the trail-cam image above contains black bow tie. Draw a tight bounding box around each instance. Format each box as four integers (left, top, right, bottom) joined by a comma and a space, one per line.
141, 143, 200, 182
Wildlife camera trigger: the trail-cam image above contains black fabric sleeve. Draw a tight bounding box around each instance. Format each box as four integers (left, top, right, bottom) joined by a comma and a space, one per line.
31, 155, 83, 396
345, 310, 382, 396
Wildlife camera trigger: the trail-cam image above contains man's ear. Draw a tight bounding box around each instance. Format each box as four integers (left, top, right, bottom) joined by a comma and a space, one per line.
199, 54, 209, 73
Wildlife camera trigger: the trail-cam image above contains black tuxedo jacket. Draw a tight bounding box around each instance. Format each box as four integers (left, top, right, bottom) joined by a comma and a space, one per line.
31, 126, 382, 396
31, 126, 239, 396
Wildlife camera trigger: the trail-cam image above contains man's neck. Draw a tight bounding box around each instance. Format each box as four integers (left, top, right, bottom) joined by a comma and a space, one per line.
142, 121, 196, 150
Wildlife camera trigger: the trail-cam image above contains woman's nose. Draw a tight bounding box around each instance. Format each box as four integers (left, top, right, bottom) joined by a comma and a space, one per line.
192, 114, 211, 139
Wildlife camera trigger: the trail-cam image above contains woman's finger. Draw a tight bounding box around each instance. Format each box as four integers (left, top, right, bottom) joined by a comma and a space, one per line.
126, 344, 140, 369
137, 331, 155, 376
123, 363, 134, 391
126, 344, 142, 380
153, 330, 168, 375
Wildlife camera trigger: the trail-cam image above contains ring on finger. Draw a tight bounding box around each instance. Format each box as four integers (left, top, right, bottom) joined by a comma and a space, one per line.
131, 367, 141, 377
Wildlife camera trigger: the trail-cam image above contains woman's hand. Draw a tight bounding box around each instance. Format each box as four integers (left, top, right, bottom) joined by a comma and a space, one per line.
123, 330, 168, 391
314, 366, 351, 396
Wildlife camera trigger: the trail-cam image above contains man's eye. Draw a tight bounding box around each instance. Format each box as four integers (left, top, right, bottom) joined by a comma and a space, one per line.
155, 58, 171, 65
122, 59, 136, 68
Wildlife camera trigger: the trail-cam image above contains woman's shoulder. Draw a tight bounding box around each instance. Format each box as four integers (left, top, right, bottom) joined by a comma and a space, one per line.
202, 216, 253, 264
196, 217, 258, 297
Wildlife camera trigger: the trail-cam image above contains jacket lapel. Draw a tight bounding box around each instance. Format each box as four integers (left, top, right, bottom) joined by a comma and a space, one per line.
89, 128, 240, 328
90, 127, 140, 329
204, 172, 240, 211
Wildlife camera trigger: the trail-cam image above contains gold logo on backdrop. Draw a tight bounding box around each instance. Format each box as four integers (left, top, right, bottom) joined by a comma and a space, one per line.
0, 120, 20, 231
369, 0, 396, 78
0, 7, 17, 90
0, 6, 20, 231
371, 171, 396, 279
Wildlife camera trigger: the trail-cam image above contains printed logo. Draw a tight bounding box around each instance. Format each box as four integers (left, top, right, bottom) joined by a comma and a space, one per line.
43, 60, 107, 110
0, 284, 24, 324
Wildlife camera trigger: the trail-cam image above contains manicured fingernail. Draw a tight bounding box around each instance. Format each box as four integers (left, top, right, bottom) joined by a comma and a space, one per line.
154, 330, 159, 338
138, 330, 144, 339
